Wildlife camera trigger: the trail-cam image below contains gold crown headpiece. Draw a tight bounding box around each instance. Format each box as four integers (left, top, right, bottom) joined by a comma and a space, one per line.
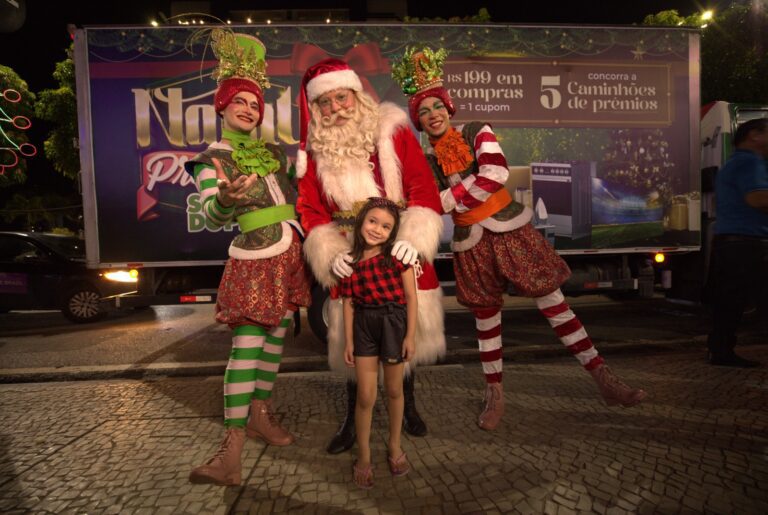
390, 46, 448, 96
209, 29, 270, 90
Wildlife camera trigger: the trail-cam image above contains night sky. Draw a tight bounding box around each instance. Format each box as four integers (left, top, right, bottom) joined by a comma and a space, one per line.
2, 0, 722, 91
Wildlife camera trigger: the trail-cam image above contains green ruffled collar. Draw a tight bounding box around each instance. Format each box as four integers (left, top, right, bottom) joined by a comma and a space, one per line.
222, 129, 280, 177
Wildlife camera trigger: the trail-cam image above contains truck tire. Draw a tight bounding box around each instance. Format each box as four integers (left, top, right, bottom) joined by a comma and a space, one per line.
307, 283, 330, 344
62, 284, 106, 323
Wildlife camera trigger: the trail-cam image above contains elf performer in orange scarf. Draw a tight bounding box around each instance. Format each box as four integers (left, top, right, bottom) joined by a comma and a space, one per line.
393, 47, 647, 431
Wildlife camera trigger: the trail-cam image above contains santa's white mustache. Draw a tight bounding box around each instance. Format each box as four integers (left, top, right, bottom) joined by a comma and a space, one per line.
321, 107, 356, 126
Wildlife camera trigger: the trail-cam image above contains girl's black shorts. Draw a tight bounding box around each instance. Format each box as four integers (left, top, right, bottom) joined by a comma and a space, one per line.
353, 302, 406, 364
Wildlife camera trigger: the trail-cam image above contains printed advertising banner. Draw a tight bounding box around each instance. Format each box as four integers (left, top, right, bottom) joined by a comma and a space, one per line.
81, 24, 699, 265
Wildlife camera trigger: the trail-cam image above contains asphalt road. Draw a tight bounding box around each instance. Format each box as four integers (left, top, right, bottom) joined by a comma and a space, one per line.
2, 294, 764, 383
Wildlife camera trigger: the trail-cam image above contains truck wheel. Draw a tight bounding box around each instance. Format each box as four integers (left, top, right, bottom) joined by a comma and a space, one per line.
307, 283, 330, 343
62, 284, 106, 323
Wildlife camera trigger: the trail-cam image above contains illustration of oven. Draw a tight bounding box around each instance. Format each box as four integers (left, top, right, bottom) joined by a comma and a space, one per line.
530, 161, 593, 239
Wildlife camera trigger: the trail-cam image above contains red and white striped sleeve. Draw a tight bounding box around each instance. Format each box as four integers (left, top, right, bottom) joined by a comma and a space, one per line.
451, 125, 509, 214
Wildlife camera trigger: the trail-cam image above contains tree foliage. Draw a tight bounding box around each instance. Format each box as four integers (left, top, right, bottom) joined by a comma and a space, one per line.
642, 9, 703, 27
404, 8, 491, 24
643, 5, 768, 104
0, 65, 36, 187
0, 191, 81, 231
34, 45, 80, 180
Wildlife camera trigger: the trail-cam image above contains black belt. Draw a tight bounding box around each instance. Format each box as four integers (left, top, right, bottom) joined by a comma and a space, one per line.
354, 302, 405, 313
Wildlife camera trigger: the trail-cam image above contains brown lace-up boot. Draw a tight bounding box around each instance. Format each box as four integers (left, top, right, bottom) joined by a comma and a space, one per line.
245, 399, 294, 446
189, 427, 245, 486
589, 365, 647, 407
478, 382, 504, 431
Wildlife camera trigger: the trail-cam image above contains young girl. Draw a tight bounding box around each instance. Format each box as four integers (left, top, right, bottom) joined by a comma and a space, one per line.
341, 197, 418, 489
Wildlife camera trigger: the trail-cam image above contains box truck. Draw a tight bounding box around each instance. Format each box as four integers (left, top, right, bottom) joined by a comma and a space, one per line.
73, 22, 702, 334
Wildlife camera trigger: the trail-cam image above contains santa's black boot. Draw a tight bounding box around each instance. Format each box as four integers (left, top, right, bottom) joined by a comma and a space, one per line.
402, 371, 427, 436
326, 380, 357, 454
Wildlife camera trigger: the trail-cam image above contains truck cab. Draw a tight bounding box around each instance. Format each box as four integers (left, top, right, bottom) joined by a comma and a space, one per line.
664, 101, 768, 303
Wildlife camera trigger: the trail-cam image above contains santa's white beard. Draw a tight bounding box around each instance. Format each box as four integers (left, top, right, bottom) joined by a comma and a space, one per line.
308, 95, 380, 173
313, 119, 372, 164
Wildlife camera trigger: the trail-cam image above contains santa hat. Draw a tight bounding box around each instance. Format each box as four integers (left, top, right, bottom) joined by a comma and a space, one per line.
391, 47, 455, 131
295, 58, 363, 178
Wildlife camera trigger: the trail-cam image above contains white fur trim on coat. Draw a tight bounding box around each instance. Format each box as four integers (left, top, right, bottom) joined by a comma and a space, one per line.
316, 159, 382, 211
480, 205, 533, 233
326, 297, 349, 376
295, 149, 307, 179
227, 222, 294, 260
376, 102, 409, 202
326, 285, 446, 375
412, 286, 446, 366
303, 222, 350, 288
450, 224, 484, 253
451, 206, 534, 252
397, 206, 443, 264
306, 70, 363, 102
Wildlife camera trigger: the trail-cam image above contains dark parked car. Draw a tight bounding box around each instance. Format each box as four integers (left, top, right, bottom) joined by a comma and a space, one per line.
0, 231, 137, 323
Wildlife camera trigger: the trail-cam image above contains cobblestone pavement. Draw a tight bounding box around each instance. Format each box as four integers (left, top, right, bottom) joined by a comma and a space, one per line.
0, 346, 766, 514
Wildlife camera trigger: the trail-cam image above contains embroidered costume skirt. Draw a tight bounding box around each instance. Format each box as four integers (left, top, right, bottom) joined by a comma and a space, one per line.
454, 223, 570, 308
216, 232, 311, 328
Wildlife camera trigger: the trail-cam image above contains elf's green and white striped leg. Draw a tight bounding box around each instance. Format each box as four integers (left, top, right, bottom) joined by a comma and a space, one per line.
253, 311, 294, 401
223, 325, 266, 428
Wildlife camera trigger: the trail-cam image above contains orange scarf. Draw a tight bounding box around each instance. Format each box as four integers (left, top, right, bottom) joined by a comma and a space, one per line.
430, 128, 474, 176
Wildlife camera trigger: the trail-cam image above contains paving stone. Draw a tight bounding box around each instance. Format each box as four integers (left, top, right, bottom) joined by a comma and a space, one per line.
0, 350, 766, 512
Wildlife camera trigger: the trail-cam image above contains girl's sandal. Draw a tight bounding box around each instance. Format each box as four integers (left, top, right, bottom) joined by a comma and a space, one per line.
387, 452, 410, 477
353, 461, 374, 489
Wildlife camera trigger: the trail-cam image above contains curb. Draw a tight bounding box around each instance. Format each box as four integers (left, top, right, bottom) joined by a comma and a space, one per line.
0, 338, 708, 384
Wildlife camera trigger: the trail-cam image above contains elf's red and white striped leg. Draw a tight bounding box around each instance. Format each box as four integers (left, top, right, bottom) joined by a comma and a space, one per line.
535, 289, 647, 407
473, 307, 504, 430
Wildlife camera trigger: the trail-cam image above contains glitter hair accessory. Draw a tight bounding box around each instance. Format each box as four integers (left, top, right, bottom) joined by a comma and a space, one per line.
195, 28, 271, 122
390, 46, 449, 95
209, 29, 270, 90
390, 46, 455, 130
364, 196, 404, 213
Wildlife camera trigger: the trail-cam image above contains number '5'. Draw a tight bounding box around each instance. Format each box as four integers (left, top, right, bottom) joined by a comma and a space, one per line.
540, 76, 561, 110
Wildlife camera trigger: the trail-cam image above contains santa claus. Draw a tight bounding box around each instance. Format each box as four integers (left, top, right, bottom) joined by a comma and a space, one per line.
295, 58, 445, 454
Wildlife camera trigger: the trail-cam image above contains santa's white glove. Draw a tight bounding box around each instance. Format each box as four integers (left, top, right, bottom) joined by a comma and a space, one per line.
331, 252, 354, 278
391, 240, 419, 266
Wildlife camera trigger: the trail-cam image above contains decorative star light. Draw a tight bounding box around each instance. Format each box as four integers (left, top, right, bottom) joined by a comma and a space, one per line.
0, 88, 37, 176
631, 46, 646, 60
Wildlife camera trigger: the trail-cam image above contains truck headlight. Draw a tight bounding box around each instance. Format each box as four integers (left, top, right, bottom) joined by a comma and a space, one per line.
102, 269, 139, 283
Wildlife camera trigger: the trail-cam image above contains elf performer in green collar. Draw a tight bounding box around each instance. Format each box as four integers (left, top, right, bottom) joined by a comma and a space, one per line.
184, 31, 310, 487
392, 47, 647, 432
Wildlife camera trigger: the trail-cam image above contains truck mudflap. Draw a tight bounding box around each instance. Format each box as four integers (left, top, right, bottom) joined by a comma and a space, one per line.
101, 292, 217, 309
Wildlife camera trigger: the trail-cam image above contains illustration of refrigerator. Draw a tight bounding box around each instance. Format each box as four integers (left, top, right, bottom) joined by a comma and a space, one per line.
530, 161, 593, 239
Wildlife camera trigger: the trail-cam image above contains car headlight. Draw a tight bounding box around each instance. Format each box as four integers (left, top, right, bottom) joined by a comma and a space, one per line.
102, 269, 139, 283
